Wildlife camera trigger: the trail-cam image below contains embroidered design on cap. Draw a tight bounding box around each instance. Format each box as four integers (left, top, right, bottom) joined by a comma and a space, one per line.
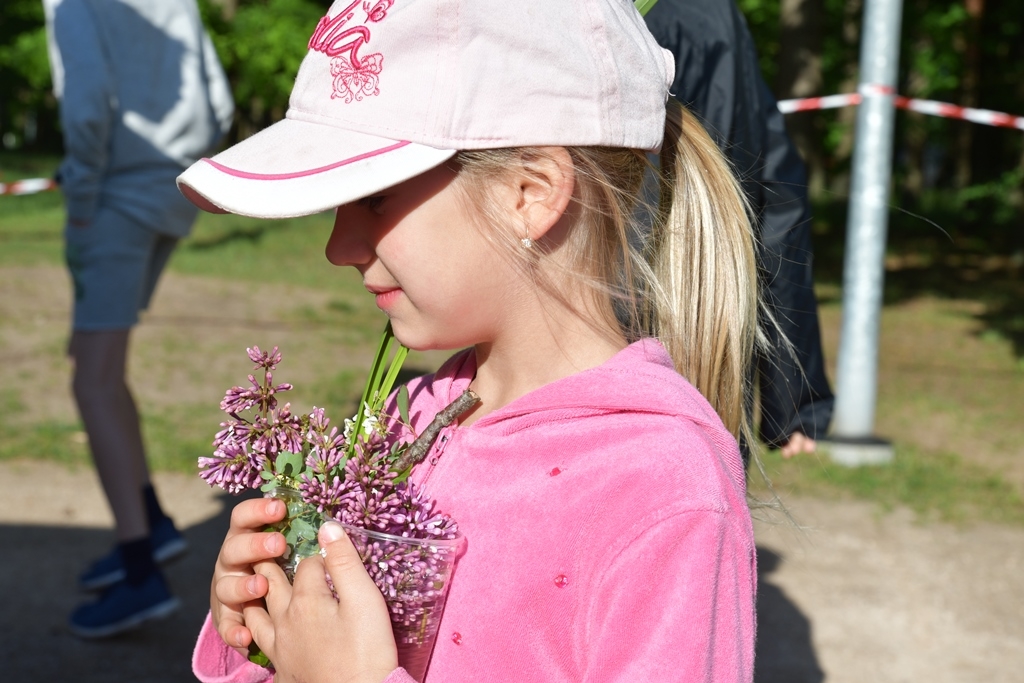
308, 0, 393, 103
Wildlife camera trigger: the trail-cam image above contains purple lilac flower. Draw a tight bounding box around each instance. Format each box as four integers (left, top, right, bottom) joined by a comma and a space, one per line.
300, 474, 349, 513
250, 371, 293, 414
212, 420, 252, 450
220, 379, 260, 414
249, 415, 275, 456
336, 484, 403, 531
203, 343, 462, 647
247, 345, 282, 371
272, 404, 303, 454
305, 438, 344, 480
394, 483, 458, 539
199, 436, 262, 494
308, 406, 330, 432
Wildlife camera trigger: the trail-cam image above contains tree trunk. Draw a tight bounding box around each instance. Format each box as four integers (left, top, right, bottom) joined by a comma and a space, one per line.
954, 0, 985, 189
900, 28, 932, 200
776, 0, 826, 197
208, 0, 237, 20
829, 0, 863, 197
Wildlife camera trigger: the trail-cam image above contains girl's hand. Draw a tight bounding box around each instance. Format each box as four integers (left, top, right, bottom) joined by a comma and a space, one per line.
246, 522, 399, 683
210, 497, 287, 655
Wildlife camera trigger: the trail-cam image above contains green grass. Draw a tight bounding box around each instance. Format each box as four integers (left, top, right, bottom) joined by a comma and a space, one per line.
174, 210, 346, 289
753, 445, 1024, 526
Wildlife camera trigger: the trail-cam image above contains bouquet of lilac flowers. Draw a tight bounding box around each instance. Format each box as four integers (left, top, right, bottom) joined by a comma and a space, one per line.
200, 324, 477, 679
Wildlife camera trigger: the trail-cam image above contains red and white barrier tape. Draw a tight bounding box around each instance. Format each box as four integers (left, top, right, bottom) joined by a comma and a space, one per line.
0, 178, 58, 196
778, 92, 863, 113
778, 86, 1024, 131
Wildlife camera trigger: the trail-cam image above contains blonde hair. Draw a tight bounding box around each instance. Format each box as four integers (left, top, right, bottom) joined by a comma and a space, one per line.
454, 100, 759, 440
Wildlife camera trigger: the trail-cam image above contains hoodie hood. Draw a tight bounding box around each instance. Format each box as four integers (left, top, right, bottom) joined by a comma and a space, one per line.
402, 338, 744, 489
428, 338, 727, 435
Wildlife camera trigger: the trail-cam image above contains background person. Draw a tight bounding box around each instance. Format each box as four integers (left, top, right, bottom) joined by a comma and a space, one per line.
44, 0, 233, 638
645, 0, 835, 458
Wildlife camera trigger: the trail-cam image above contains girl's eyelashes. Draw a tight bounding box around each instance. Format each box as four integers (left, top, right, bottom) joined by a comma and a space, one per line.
358, 195, 387, 215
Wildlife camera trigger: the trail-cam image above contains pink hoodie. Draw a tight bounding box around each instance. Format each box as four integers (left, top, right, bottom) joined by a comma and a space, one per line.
193, 339, 756, 682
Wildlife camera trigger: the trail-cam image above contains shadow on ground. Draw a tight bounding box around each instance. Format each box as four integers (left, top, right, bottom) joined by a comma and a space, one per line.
755, 546, 825, 683
1, 489, 253, 682
1, 501, 822, 681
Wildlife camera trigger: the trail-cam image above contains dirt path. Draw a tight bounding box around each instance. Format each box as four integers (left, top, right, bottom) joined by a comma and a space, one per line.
2, 460, 1022, 682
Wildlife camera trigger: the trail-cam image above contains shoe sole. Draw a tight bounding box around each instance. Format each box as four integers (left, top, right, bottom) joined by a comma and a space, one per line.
79, 538, 190, 592
154, 536, 189, 564
68, 596, 182, 639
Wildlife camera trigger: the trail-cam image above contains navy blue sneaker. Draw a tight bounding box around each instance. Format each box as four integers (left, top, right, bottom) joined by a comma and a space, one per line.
78, 517, 189, 591
69, 572, 181, 639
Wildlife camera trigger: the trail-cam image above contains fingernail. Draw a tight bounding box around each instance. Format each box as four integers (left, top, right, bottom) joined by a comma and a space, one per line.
246, 576, 259, 594
320, 521, 345, 543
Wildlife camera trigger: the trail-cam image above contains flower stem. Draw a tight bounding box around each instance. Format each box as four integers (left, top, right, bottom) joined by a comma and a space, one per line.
394, 389, 480, 476
349, 322, 408, 459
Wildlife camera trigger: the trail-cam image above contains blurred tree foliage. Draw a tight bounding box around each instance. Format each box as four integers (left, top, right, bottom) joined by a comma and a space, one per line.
0, 0, 55, 152
1, 0, 1022, 240
197, 0, 332, 139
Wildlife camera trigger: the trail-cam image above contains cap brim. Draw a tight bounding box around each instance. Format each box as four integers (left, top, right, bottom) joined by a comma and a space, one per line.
177, 117, 456, 219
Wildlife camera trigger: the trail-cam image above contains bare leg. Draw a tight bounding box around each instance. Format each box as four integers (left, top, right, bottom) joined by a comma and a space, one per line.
69, 329, 150, 542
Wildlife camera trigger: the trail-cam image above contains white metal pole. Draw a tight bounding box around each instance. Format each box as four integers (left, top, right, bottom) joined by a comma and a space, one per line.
827, 0, 904, 465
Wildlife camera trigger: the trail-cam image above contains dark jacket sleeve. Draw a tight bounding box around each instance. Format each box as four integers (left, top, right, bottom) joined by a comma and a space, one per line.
645, 0, 834, 444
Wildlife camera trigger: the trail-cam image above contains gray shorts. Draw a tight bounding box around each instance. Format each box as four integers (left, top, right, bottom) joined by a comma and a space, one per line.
64, 208, 178, 331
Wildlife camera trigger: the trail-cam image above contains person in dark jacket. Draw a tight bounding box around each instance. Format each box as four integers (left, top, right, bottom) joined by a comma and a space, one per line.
645, 0, 834, 457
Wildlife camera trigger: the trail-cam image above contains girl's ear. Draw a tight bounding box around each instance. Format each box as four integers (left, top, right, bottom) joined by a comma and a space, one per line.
513, 147, 575, 241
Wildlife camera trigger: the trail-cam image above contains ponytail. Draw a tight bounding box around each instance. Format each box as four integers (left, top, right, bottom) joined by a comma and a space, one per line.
650, 100, 759, 437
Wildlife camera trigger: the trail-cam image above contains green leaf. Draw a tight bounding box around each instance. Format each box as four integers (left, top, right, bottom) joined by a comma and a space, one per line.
259, 469, 276, 480
276, 451, 304, 477
259, 480, 278, 493
348, 322, 410, 459
634, 0, 658, 16
291, 516, 318, 541
393, 465, 413, 484
247, 642, 272, 668
397, 384, 410, 425
379, 344, 410, 409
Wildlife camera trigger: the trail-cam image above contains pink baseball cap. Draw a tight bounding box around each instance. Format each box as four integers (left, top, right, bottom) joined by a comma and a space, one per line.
177, 0, 674, 219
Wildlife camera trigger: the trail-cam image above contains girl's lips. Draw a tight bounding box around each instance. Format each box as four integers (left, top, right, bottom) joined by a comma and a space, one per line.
372, 288, 402, 310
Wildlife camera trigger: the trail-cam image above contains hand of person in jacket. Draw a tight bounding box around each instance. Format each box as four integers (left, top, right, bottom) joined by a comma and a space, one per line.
780, 431, 817, 458
210, 497, 287, 655
246, 521, 399, 683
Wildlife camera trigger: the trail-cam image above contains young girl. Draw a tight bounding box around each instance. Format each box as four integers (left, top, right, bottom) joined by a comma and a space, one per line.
179, 1, 759, 681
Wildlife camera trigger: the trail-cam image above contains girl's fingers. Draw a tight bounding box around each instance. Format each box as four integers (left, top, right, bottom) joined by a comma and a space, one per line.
217, 611, 254, 650
215, 572, 269, 607
316, 522, 388, 613
227, 497, 286, 536
220, 530, 286, 569
253, 559, 292, 616
242, 601, 275, 657
290, 553, 335, 601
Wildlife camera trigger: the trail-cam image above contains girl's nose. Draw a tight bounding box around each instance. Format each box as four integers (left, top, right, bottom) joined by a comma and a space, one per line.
325, 207, 373, 267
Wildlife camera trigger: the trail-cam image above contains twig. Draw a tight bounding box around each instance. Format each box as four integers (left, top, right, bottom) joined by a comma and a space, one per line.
394, 389, 480, 472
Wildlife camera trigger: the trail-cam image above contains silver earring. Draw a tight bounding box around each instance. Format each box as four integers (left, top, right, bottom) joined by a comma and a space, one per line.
521, 236, 533, 248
